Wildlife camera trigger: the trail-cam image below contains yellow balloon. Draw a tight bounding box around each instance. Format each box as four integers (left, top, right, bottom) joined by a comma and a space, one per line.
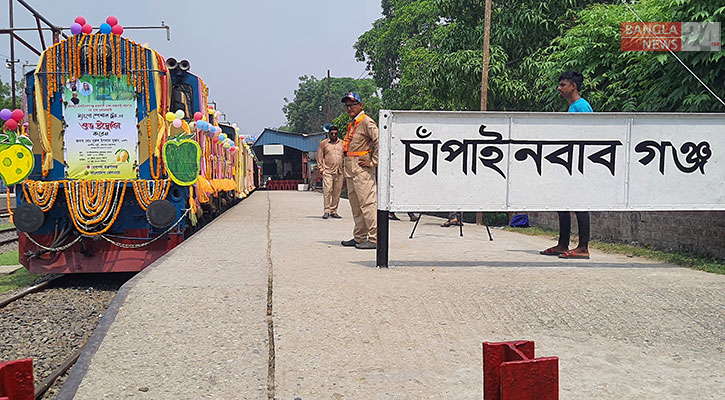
165, 112, 176, 122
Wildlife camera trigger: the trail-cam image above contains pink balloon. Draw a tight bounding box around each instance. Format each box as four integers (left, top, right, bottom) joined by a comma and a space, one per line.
5, 119, 18, 130
11, 109, 23, 122
172, 119, 182, 128
82, 24, 92, 34
193, 112, 203, 121
106, 16, 118, 26
212, 136, 219, 144
111, 24, 124, 35
74, 16, 86, 25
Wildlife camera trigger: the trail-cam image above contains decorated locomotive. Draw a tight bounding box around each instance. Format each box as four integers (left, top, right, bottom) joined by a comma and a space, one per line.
6, 17, 255, 274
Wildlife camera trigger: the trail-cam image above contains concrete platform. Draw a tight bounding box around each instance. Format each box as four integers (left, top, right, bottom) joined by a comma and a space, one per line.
60, 191, 725, 399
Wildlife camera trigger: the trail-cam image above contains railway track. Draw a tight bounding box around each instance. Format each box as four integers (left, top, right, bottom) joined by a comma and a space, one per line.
0, 227, 18, 247
0, 276, 62, 309
1, 273, 132, 399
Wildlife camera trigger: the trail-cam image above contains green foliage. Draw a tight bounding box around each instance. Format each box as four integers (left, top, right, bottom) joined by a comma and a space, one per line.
521, 0, 725, 112
282, 76, 381, 134
355, 0, 723, 112
0, 77, 24, 110
355, 0, 616, 111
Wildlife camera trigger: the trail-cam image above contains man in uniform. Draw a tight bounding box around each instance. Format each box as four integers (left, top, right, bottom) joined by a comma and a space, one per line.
318, 124, 344, 219
340, 92, 378, 250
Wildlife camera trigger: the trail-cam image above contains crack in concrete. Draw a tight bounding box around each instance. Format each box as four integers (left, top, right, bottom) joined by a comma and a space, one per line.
266, 192, 276, 399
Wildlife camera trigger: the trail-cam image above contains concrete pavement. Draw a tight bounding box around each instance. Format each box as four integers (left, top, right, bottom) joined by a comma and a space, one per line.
62, 191, 725, 399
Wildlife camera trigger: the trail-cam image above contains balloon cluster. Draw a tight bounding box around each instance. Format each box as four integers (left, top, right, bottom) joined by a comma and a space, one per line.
70, 16, 124, 36
0, 108, 24, 131
189, 110, 237, 153
165, 110, 186, 128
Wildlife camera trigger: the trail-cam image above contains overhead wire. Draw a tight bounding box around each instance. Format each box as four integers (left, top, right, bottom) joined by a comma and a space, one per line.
620, 0, 725, 108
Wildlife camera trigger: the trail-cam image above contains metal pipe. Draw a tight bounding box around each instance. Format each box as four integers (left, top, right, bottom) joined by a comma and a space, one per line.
35, 16, 45, 50
11, 32, 40, 55
376, 209, 389, 268
10, 0, 17, 108
16, 0, 61, 33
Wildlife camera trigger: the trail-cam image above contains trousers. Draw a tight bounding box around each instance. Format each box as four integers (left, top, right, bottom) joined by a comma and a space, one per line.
322, 172, 344, 213
557, 211, 590, 247
346, 167, 377, 243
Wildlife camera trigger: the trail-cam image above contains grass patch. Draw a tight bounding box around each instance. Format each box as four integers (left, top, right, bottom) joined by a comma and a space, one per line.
0, 267, 39, 295
0, 250, 19, 266
504, 227, 725, 274
0, 222, 14, 230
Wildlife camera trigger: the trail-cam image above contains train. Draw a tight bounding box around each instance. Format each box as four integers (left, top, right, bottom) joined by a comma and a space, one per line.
8, 29, 256, 274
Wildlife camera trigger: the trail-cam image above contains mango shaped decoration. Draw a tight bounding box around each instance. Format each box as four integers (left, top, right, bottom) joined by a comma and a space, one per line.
162, 134, 200, 186
0, 129, 34, 185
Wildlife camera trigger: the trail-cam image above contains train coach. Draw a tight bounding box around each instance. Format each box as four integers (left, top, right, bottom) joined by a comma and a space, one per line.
7, 28, 255, 274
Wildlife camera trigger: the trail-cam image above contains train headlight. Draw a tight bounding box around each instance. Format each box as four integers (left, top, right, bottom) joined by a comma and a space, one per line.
15, 203, 44, 233
145, 200, 176, 229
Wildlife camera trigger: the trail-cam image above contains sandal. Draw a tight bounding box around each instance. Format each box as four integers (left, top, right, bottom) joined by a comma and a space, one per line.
558, 250, 590, 259
441, 219, 462, 227
540, 247, 566, 256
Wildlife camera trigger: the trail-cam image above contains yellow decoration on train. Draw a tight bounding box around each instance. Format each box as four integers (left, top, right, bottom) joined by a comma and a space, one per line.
0, 130, 34, 185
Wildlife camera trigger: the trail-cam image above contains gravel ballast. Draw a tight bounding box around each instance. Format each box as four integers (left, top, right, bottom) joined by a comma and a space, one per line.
0, 273, 133, 399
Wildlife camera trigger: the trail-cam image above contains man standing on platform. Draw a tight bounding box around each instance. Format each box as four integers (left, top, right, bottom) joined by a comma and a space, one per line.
318, 125, 344, 219
340, 92, 378, 250
540, 70, 592, 259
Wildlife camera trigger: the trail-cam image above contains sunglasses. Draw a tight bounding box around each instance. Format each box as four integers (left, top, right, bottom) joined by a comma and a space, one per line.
344, 102, 361, 109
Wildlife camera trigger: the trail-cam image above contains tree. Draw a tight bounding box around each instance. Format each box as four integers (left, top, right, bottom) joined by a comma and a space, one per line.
0, 77, 24, 111
354, 0, 615, 111
282, 75, 381, 134
520, 0, 725, 112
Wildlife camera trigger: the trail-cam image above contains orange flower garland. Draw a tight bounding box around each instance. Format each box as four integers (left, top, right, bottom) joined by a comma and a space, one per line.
103, 34, 107, 76
131, 179, 171, 210
22, 180, 61, 212
64, 180, 128, 236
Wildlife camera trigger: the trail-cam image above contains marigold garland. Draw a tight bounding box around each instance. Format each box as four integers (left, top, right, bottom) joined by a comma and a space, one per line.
64, 180, 128, 236
22, 180, 61, 212
131, 179, 171, 210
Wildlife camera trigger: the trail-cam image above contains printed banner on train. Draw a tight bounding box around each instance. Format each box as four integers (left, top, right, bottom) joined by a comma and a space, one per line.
63, 75, 137, 179
378, 111, 724, 211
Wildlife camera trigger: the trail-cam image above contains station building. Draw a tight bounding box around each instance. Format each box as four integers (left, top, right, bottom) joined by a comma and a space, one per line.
252, 128, 325, 190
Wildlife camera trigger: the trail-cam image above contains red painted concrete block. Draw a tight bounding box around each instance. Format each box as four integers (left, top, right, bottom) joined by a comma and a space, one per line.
0, 359, 34, 400
483, 341, 558, 400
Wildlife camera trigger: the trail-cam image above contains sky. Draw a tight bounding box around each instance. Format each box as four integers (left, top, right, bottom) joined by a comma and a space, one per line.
0, 0, 383, 135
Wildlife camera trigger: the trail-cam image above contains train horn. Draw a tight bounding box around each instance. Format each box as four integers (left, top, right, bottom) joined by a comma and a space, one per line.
179, 59, 191, 71
166, 57, 178, 70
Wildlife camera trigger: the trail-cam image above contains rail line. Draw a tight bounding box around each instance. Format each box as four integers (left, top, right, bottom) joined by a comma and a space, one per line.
0, 227, 18, 247
0, 276, 62, 309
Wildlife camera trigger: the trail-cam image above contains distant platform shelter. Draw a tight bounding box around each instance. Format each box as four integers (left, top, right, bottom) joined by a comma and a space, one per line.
253, 128, 325, 189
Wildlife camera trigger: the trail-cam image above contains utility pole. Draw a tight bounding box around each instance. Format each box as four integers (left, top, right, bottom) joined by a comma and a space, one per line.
477, 0, 493, 226
326, 69, 331, 122
480, 0, 492, 111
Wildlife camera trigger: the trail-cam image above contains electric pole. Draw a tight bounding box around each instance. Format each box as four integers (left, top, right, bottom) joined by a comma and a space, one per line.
326, 70, 331, 122
477, 0, 493, 226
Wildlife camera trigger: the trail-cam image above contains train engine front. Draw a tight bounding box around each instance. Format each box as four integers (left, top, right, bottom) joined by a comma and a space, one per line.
16, 31, 189, 273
